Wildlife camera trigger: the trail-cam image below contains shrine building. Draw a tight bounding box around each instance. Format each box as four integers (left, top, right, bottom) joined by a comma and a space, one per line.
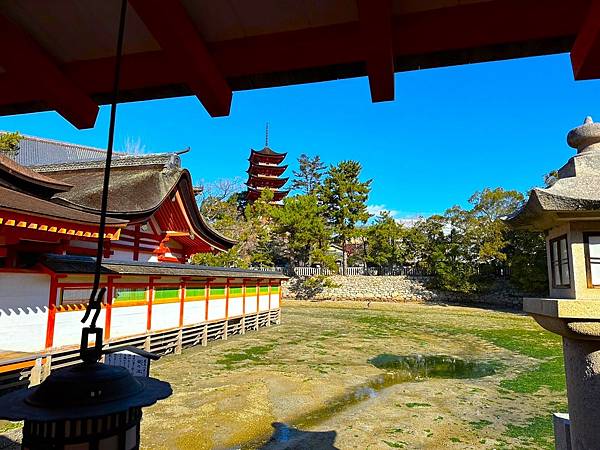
0, 134, 285, 392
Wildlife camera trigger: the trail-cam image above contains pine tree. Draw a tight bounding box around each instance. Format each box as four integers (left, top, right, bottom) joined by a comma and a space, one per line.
317, 160, 371, 275
292, 154, 326, 194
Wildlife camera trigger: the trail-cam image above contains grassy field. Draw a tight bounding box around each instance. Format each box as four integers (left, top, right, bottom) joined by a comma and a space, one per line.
135, 301, 566, 449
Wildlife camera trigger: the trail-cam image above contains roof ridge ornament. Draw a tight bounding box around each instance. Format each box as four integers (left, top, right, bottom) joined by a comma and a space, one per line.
567, 115, 600, 154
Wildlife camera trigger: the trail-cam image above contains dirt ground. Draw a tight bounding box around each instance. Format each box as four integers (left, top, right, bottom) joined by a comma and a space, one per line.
0, 301, 566, 449
142, 301, 565, 449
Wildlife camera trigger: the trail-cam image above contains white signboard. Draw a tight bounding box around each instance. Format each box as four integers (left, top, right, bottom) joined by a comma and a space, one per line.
105, 350, 150, 377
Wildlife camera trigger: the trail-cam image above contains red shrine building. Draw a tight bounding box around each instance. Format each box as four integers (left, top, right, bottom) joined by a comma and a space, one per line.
246, 146, 289, 203
0, 134, 285, 389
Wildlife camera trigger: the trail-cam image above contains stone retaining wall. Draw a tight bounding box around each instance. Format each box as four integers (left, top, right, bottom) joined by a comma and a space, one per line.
282, 275, 526, 310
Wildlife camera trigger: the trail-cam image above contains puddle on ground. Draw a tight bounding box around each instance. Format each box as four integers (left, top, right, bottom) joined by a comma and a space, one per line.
368, 353, 499, 379
239, 355, 498, 449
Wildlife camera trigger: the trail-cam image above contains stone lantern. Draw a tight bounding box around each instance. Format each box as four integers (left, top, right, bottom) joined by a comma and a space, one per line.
508, 116, 600, 449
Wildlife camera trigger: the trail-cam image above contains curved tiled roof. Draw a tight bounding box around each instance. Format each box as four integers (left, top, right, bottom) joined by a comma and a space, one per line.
41, 161, 235, 251
3, 133, 126, 167
0, 185, 125, 226
0, 153, 72, 197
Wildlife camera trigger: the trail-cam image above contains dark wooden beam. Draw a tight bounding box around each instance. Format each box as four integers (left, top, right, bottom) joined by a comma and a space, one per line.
0, 0, 588, 116
571, 0, 600, 79
0, 13, 98, 129
357, 0, 394, 102
128, 0, 232, 117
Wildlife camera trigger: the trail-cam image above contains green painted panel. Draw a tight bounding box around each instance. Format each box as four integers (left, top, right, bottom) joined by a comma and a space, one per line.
114, 288, 146, 303
259, 286, 269, 294
245, 287, 257, 295
230, 287, 243, 295
186, 287, 205, 299
154, 287, 179, 300
210, 286, 225, 296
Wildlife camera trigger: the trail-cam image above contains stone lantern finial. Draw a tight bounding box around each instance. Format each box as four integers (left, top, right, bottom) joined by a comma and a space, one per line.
567, 116, 600, 154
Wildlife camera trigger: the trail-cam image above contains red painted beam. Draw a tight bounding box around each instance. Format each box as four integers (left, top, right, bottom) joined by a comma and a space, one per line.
128, 0, 232, 117
0, 0, 589, 113
571, 0, 600, 79
357, 0, 394, 102
0, 13, 98, 129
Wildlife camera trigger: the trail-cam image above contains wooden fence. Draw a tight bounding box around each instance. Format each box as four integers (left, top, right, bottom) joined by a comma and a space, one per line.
252, 266, 434, 277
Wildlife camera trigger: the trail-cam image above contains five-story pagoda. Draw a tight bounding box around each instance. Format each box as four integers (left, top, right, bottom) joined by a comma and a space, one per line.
246, 128, 289, 203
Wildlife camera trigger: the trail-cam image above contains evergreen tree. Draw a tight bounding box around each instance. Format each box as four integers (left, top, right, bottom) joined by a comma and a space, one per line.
366, 211, 403, 269
292, 154, 326, 194
0, 132, 21, 156
318, 160, 371, 275
270, 194, 332, 267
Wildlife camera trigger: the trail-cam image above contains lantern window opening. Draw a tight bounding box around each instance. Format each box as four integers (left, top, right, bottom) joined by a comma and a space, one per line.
584, 232, 600, 288
550, 235, 571, 289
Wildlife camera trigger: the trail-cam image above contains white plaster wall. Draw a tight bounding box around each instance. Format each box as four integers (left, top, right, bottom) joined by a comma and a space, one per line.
228, 297, 243, 318
245, 297, 258, 314
110, 249, 135, 262
110, 305, 147, 339
259, 295, 270, 311
207, 299, 226, 321
271, 293, 280, 308
0, 273, 50, 352
53, 310, 106, 349
183, 301, 205, 326
151, 303, 180, 331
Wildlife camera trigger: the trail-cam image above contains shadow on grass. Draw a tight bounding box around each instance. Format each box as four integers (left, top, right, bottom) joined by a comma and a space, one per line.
0, 435, 19, 450
259, 422, 338, 449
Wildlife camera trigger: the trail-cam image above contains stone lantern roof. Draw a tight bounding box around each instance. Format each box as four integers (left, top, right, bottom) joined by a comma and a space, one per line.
508, 116, 600, 231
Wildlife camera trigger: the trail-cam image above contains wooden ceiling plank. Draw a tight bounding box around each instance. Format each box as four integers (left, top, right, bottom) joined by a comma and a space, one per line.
0, 13, 98, 129
129, 0, 232, 117
571, 0, 600, 80
357, 0, 395, 102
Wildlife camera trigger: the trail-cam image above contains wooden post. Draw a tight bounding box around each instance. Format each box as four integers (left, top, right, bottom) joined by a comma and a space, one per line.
145, 277, 156, 351
256, 279, 260, 330
147, 277, 156, 331
202, 323, 208, 346
267, 281, 272, 327
41, 355, 52, 381
241, 280, 246, 335
176, 329, 183, 355
29, 357, 43, 387
204, 279, 210, 322
44, 275, 59, 349
104, 276, 115, 341
179, 279, 187, 328
224, 279, 230, 340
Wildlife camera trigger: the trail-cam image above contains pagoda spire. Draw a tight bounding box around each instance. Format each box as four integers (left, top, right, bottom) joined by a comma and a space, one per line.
265, 122, 269, 147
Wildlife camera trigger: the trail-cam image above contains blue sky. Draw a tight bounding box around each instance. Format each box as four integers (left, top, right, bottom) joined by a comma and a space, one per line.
1, 53, 600, 219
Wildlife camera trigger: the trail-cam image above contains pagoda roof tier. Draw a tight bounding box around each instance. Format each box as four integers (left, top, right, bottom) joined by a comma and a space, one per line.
249, 147, 287, 165
246, 186, 289, 202
508, 117, 600, 231
246, 175, 288, 189
247, 163, 288, 177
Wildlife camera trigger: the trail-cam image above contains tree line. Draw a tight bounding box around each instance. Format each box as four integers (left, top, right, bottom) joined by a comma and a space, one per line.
194, 154, 548, 295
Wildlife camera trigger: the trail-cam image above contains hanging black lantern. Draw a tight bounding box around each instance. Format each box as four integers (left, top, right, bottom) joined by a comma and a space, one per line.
0, 328, 171, 450
0, 1, 173, 447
